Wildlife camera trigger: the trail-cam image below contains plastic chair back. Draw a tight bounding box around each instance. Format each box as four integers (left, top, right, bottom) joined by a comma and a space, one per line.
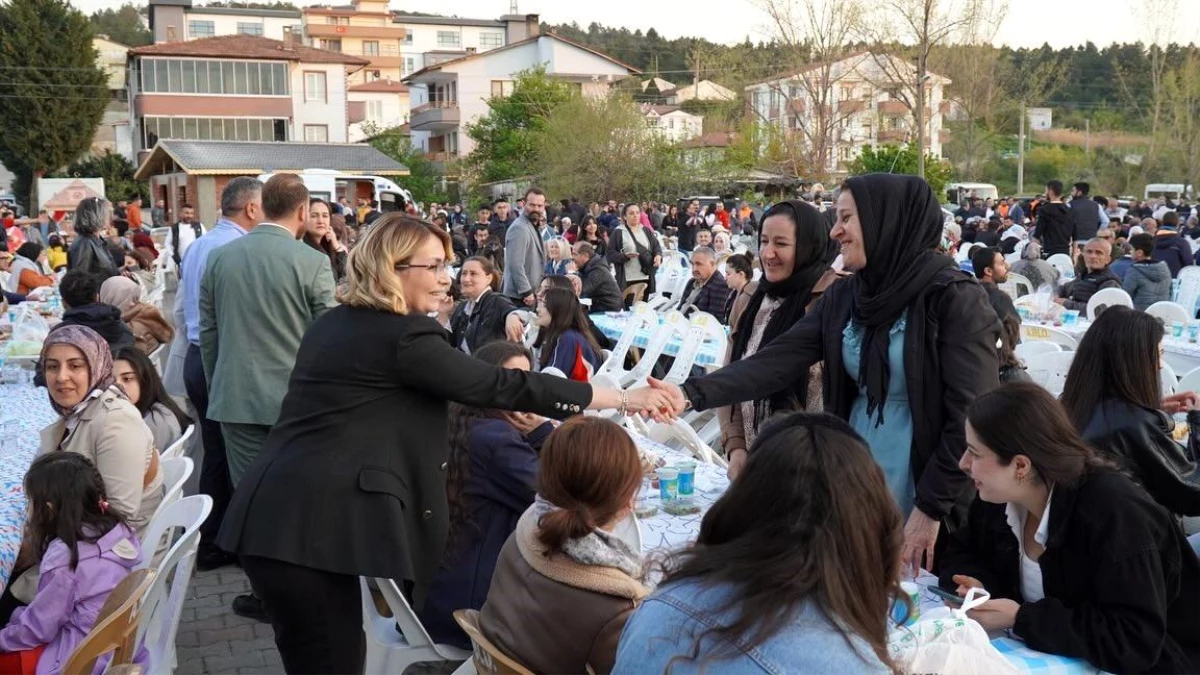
1175, 268, 1200, 317
1014, 341, 1062, 362
1047, 254, 1076, 279
1176, 365, 1200, 394
361, 578, 470, 674
595, 303, 655, 380
1006, 272, 1034, 297
452, 609, 533, 675
1024, 351, 1075, 396
623, 282, 648, 306
1162, 361, 1179, 397
1146, 301, 1191, 326
159, 425, 193, 461
1019, 324, 1079, 351
145, 458, 194, 545
63, 569, 156, 675
622, 311, 687, 387
1086, 287, 1134, 321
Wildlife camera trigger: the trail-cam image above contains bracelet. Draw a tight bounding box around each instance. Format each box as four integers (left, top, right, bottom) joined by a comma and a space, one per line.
618, 389, 629, 416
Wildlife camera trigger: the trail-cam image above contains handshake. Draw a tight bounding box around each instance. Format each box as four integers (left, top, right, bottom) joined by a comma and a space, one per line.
613, 378, 689, 422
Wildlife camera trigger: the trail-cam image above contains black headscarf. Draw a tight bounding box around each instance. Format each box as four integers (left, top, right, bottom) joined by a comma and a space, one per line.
730, 200, 835, 429
844, 173, 954, 424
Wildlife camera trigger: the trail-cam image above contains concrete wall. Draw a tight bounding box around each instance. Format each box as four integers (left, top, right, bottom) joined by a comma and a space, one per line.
182, 11, 298, 41
290, 63, 349, 143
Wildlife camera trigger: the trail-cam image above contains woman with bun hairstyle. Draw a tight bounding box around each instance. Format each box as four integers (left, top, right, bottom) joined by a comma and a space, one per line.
721, 252, 756, 327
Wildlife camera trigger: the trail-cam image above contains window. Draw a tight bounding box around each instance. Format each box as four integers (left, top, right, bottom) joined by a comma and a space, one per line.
363, 41, 380, 56
237, 22, 263, 36
141, 59, 288, 95
304, 71, 327, 103
490, 79, 514, 98
188, 20, 215, 38
319, 38, 342, 52
366, 70, 381, 81
437, 31, 461, 48
479, 31, 503, 49
145, 116, 286, 142
325, 16, 349, 24
402, 57, 415, 76
403, 32, 413, 45
304, 125, 329, 142
366, 100, 384, 121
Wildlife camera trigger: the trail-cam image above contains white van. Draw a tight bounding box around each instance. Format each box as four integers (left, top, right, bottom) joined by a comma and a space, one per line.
259, 169, 413, 213
1144, 183, 1192, 200
946, 182, 999, 205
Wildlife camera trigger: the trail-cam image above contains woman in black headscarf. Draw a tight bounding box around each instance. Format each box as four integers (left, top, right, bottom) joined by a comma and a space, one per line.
650, 174, 1000, 576
718, 200, 840, 480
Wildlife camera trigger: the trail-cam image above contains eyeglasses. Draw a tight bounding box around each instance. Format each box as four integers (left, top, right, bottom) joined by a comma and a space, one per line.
395, 262, 451, 275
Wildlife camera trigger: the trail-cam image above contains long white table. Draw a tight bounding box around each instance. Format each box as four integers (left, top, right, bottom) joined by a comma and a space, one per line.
1022, 319, 1200, 376
0, 381, 56, 590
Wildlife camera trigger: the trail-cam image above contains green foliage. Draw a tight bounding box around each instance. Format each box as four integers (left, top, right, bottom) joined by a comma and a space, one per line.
848, 144, 953, 198
54, 150, 148, 203
464, 67, 577, 184
89, 2, 151, 46
363, 124, 447, 204
0, 0, 109, 209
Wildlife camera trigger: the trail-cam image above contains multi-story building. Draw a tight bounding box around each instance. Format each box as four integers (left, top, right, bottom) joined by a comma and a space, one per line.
393, 13, 520, 77
93, 36, 134, 160
641, 104, 704, 143
745, 52, 950, 174
404, 27, 639, 167
126, 33, 368, 163
147, 0, 302, 43
347, 78, 409, 141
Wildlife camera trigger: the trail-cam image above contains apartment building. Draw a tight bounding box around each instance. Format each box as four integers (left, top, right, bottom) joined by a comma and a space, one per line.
745, 52, 950, 174
147, 0, 302, 43
642, 104, 704, 143
126, 34, 368, 162
93, 36, 134, 159
392, 14, 518, 77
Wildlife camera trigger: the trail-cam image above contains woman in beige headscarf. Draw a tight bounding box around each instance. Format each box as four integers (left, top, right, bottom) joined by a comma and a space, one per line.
99, 275, 173, 354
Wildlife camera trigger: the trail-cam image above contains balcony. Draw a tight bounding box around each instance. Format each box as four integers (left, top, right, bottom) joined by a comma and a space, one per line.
410, 100, 460, 131
306, 23, 406, 39
838, 99, 866, 114
878, 129, 908, 143
348, 101, 365, 124
878, 99, 908, 115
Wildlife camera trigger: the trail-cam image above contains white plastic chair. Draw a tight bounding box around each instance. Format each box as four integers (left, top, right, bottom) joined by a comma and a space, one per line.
595, 303, 656, 381
1146, 301, 1191, 326
148, 344, 167, 376
644, 420, 728, 467
1086, 287, 1134, 321
147, 457, 193, 535
540, 366, 566, 378
135, 495, 212, 675
159, 425, 193, 461
1175, 365, 1200, 394
1019, 324, 1079, 351
615, 311, 688, 388
1006, 272, 1034, 298
1046, 254, 1076, 279
1015, 341, 1062, 362
1162, 361, 1179, 396
1024, 351, 1075, 396
1175, 267, 1200, 317
361, 577, 470, 675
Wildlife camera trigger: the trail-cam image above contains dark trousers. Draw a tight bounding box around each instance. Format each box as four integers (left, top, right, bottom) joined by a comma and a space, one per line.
242, 555, 364, 675
184, 344, 232, 554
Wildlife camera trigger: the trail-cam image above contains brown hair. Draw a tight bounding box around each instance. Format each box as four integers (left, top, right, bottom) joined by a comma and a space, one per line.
462, 255, 500, 292
261, 173, 310, 221
536, 417, 642, 554
338, 213, 452, 315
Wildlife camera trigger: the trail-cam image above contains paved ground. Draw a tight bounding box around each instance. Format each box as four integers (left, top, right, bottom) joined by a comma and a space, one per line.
175, 567, 283, 675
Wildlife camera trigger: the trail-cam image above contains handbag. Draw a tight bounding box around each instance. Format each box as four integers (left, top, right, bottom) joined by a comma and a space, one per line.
626, 226, 655, 276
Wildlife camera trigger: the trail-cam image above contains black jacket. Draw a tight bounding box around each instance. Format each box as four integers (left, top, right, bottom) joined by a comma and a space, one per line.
682, 266, 1000, 529
1153, 232, 1193, 278
1081, 399, 1200, 517
1036, 202, 1073, 256
66, 235, 118, 279
939, 469, 1200, 674
59, 303, 136, 353
577, 256, 622, 313
982, 281, 1019, 326
1061, 267, 1121, 311
449, 290, 517, 354
216, 306, 591, 601
1069, 196, 1102, 241
677, 272, 733, 321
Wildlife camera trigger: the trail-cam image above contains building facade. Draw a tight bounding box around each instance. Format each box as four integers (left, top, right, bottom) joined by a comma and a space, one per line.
147, 0, 302, 43
93, 36, 134, 160
745, 52, 950, 174
126, 34, 367, 163
642, 104, 704, 143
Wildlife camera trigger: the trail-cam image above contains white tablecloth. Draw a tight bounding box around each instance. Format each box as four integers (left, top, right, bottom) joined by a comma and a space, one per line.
630, 436, 728, 555
1023, 319, 1200, 376
0, 382, 56, 590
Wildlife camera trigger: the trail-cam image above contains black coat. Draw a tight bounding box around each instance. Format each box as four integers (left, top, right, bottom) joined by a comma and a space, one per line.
216, 305, 591, 601
939, 469, 1200, 674
59, 303, 136, 353
577, 256, 622, 313
1069, 195, 1102, 241
449, 290, 516, 354
1081, 399, 1200, 517
1036, 202, 1073, 256
1061, 267, 1122, 311
681, 267, 1000, 528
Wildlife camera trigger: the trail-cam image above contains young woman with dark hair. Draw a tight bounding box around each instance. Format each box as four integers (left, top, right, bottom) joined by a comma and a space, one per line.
303, 198, 348, 281
614, 412, 903, 674
533, 287, 602, 380
418, 341, 552, 649
480, 417, 647, 675
449, 256, 516, 354
1059, 305, 1200, 516
114, 346, 192, 451
571, 214, 608, 257
941, 382, 1200, 674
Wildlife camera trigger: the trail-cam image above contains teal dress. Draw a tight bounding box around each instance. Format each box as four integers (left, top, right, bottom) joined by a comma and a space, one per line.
842, 312, 916, 511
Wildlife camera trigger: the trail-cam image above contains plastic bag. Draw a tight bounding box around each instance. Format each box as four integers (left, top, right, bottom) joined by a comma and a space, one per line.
4, 307, 49, 358
889, 588, 1021, 675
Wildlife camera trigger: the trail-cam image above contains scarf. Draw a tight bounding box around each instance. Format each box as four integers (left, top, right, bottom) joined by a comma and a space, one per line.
99, 275, 142, 313
532, 495, 642, 578
844, 174, 955, 424
39, 324, 127, 420
730, 200, 835, 429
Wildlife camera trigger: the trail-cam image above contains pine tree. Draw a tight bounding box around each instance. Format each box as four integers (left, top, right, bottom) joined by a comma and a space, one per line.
90, 3, 152, 47
0, 0, 109, 209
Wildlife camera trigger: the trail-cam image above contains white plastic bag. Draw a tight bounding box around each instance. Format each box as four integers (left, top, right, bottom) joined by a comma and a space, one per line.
889, 588, 1021, 675
3, 306, 48, 358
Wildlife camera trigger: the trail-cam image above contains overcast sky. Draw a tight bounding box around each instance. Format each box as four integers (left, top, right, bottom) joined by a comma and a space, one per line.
70, 0, 1200, 49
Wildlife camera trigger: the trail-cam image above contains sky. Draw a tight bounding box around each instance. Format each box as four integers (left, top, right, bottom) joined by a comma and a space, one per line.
69, 0, 1200, 49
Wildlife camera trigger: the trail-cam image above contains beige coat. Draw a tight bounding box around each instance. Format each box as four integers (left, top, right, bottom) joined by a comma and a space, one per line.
39, 389, 163, 535
480, 508, 649, 675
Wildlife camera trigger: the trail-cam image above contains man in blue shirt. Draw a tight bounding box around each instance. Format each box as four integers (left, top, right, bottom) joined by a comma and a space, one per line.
179, 176, 263, 577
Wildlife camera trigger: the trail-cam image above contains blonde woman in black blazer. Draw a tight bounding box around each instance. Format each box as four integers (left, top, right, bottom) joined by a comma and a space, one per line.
218, 213, 672, 675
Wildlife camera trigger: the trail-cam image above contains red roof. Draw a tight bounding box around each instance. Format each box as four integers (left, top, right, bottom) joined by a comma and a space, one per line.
348, 79, 408, 93
684, 132, 738, 148
129, 35, 369, 66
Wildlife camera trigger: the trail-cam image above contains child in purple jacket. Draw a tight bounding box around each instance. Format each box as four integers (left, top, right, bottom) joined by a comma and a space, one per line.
0, 453, 144, 675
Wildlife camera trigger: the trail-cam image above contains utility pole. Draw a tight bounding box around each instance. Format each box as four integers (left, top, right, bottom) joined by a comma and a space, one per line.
1017, 100, 1026, 195
1085, 117, 1091, 156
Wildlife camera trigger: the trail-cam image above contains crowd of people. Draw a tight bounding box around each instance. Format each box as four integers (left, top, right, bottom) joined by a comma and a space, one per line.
0, 172, 1197, 675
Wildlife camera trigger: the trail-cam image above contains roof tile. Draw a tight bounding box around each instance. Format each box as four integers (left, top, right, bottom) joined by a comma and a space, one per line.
129, 34, 368, 65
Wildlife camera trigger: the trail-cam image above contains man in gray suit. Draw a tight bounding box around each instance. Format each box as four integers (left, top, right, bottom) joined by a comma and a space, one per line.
199, 173, 337, 618
501, 186, 547, 307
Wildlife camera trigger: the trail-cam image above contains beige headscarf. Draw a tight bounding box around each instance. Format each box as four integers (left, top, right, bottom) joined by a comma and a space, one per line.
99, 275, 142, 312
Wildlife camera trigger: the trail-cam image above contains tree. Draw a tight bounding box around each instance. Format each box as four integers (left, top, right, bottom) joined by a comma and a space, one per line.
0, 0, 109, 210
464, 67, 577, 184
1164, 51, 1200, 197
847, 143, 953, 196
89, 3, 151, 46
362, 123, 447, 204
55, 150, 148, 203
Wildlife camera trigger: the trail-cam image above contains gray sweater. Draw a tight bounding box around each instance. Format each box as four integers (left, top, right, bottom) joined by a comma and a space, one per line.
1123, 260, 1172, 311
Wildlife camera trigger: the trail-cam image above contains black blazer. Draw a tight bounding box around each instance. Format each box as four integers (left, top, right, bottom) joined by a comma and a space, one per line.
216, 305, 591, 601
681, 267, 1000, 529
939, 469, 1200, 674
449, 289, 516, 354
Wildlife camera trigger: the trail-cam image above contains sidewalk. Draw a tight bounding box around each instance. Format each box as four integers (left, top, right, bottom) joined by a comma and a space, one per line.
175, 568, 282, 675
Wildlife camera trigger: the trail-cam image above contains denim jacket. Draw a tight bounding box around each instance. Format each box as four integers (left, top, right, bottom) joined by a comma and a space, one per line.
612, 578, 889, 675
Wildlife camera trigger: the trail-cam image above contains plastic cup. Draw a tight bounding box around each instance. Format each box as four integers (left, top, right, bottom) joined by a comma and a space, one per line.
1172, 321, 1186, 339
1188, 322, 1199, 344
1017, 306, 1031, 321
890, 580, 922, 626
676, 461, 696, 496
1062, 309, 1080, 327
655, 467, 679, 501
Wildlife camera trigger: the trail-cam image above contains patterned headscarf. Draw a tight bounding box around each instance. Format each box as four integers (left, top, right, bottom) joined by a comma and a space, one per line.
39, 324, 120, 418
